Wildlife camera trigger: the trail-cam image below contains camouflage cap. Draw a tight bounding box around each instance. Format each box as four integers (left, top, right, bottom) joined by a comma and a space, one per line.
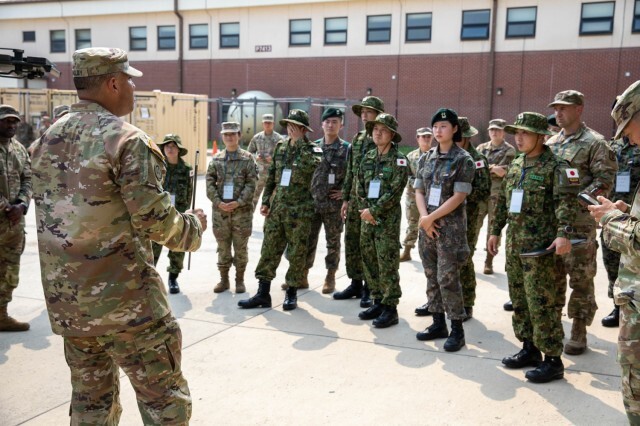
157, 133, 188, 156
416, 127, 432, 136
280, 109, 313, 132
53, 104, 69, 120
548, 90, 584, 107
459, 117, 478, 138
612, 80, 640, 139
504, 112, 553, 136
262, 113, 274, 122
0, 104, 21, 121
321, 107, 344, 122
220, 121, 241, 134
487, 119, 506, 130
365, 113, 402, 143
352, 96, 385, 116
72, 47, 143, 78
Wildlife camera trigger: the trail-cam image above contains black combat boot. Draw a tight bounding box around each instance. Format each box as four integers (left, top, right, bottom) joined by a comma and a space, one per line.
525, 355, 564, 383
283, 287, 298, 311
238, 280, 272, 309
168, 273, 180, 294
333, 279, 363, 300
414, 302, 432, 316
601, 305, 620, 327
502, 340, 543, 369
372, 304, 399, 328
503, 300, 514, 311
443, 320, 466, 352
416, 312, 449, 341
360, 282, 372, 308
359, 299, 384, 320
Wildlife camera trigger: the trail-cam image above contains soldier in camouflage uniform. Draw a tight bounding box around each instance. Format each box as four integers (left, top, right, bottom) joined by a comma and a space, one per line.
415, 108, 475, 352
546, 90, 617, 355
207, 122, 258, 294
153, 134, 193, 294
238, 110, 321, 311
334, 96, 385, 307
356, 113, 409, 328
31, 47, 207, 425
15, 114, 35, 150
248, 113, 284, 211
400, 127, 432, 263
590, 80, 640, 423
600, 136, 640, 327
489, 112, 580, 383
0, 105, 32, 332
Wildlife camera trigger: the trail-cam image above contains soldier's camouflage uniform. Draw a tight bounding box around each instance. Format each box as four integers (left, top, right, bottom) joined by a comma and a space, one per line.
206, 148, 258, 271
403, 147, 427, 249
31, 101, 204, 425
357, 143, 409, 306
416, 144, 475, 320
255, 137, 322, 287
547, 124, 617, 323
247, 130, 284, 210
306, 136, 349, 270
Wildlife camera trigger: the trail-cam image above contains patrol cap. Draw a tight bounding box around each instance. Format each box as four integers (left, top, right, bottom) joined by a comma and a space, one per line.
504, 112, 553, 136
459, 117, 478, 138
262, 113, 274, 122
72, 47, 143, 78
0, 105, 21, 121
53, 105, 69, 120
548, 90, 584, 107
416, 127, 432, 136
612, 80, 640, 139
365, 112, 402, 143
220, 121, 241, 134
488, 119, 506, 130
157, 133, 188, 156
352, 96, 385, 116
431, 108, 462, 142
280, 109, 313, 132
321, 107, 344, 122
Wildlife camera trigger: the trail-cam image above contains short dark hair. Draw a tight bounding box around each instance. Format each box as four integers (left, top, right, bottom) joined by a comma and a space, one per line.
73, 72, 118, 91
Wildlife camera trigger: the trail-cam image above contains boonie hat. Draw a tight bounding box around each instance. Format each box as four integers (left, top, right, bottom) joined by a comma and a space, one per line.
352, 96, 385, 116
157, 133, 188, 156
612, 80, 640, 139
548, 90, 584, 107
321, 107, 344, 122
488, 119, 506, 130
504, 112, 553, 136
431, 108, 462, 142
280, 109, 313, 132
73, 47, 143, 78
0, 105, 21, 121
53, 105, 69, 120
220, 121, 241, 134
262, 114, 274, 122
459, 117, 478, 138
416, 127, 432, 136
365, 113, 402, 143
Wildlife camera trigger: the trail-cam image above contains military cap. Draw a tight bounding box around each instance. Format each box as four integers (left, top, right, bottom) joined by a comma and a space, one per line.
459, 117, 478, 138
365, 113, 402, 143
220, 121, 241, 134
504, 112, 553, 136
321, 107, 344, 122
488, 119, 506, 130
416, 127, 432, 136
157, 133, 188, 156
0, 104, 21, 121
612, 80, 640, 139
53, 105, 69, 120
262, 113, 274, 122
280, 109, 313, 132
72, 47, 143, 78
548, 90, 584, 107
431, 108, 462, 142
352, 96, 385, 116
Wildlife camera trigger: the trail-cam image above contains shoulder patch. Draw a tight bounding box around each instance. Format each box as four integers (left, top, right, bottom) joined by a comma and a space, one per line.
189, 169, 195, 177
397, 158, 407, 167
566, 168, 580, 184
313, 146, 323, 153
475, 160, 485, 169
146, 137, 164, 160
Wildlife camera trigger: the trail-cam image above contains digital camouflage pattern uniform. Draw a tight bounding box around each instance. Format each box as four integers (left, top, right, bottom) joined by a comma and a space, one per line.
403, 147, 426, 250
247, 129, 284, 210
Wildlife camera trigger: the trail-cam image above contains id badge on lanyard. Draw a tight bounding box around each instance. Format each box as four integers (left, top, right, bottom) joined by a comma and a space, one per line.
170, 193, 176, 206
280, 169, 292, 186
328, 173, 336, 184
368, 179, 381, 199
616, 171, 631, 193
428, 185, 441, 207
223, 182, 234, 200
509, 189, 524, 213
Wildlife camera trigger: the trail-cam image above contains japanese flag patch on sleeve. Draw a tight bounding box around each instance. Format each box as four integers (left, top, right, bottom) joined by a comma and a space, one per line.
475, 160, 485, 169
566, 168, 580, 184
313, 146, 323, 153
397, 158, 407, 166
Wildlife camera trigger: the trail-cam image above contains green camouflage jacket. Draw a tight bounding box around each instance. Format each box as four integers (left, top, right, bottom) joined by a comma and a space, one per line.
206, 148, 258, 211
464, 143, 491, 206
608, 138, 640, 205
0, 138, 32, 212
343, 129, 376, 203
312, 136, 349, 213
164, 160, 193, 212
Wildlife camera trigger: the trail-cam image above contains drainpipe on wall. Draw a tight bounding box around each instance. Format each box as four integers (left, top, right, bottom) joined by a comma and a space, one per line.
174, 0, 184, 93
487, 0, 498, 129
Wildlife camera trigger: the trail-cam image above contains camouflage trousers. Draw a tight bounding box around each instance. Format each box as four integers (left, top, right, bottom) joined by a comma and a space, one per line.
505, 243, 564, 356
63, 315, 191, 426
600, 230, 620, 299
255, 207, 312, 288
152, 243, 185, 275
461, 203, 482, 308
618, 301, 640, 424
419, 228, 468, 321
305, 208, 343, 270
360, 219, 402, 306
344, 200, 364, 281
252, 168, 269, 211
0, 216, 25, 307
402, 192, 419, 248
554, 228, 598, 324
212, 208, 253, 270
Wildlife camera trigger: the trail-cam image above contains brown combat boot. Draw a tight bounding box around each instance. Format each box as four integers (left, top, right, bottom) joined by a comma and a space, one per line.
0, 305, 30, 332
282, 269, 309, 290
564, 318, 587, 355
235, 269, 246, 294
322, 269, 337, 294
484, 253, 494, 274
214, 268, 230, 293
399, 246, 412, 262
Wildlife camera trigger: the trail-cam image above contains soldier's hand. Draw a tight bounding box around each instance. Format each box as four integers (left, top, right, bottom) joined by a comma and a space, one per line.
425, 222, 440, 239
359, 208, 377, 225
547, 237, 571, 255
187, 208, 207, 232
588, 196, 618, 222
341, 201, 348, 221
5, 203, 25, 226
265, 155, 272, 164
329, 189, 342, 200
418, 214, 433, 232
487, 235, 500, 256
260, 205, 270, 217
227, 201, 239, 211
491, 166, 506, 178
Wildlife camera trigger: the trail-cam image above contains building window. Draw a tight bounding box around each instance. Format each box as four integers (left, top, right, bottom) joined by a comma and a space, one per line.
129, 26, 147, 51
461, 9, 491, 40
506, 7, 537, 38
50, 30, 65, 53
75, 29, 91, 50
325, 17, 347, 45
158, 25, 176, 50
580, 2, 615, 35
189, 24, 209, 49
406, 12, 432, 42
367, 15, 392, 43
635, 1, 640, 32
220, 22, 240, 48
290, 19, 311, 46
23, 31, 35, 42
